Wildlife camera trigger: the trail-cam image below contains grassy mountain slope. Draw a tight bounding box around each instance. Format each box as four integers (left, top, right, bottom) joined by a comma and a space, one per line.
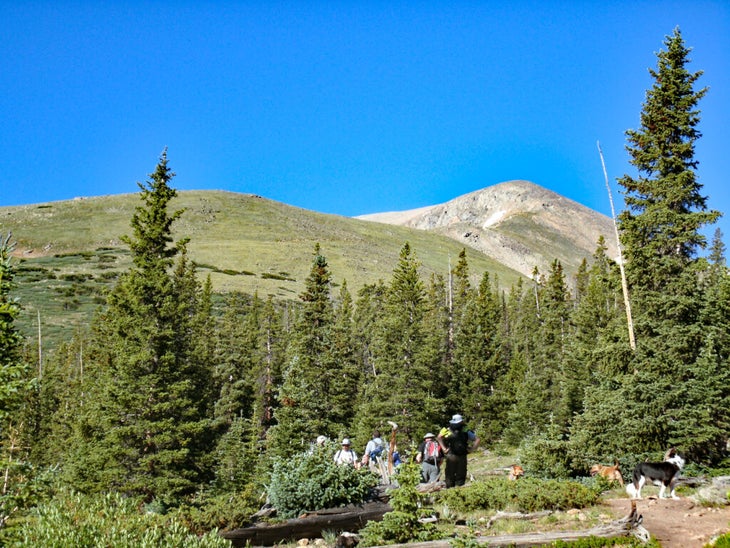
1, 190, 522, 345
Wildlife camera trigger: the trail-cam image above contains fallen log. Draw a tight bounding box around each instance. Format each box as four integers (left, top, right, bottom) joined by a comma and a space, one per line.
220, 501, 391, 547
416, 481, 445, 494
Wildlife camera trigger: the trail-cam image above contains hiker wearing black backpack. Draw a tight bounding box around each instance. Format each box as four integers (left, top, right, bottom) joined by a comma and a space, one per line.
437, 414, 479, 488
416, 432, 442, 483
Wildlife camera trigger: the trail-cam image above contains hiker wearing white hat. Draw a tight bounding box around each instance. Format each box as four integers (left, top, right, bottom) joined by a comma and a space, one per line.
334, 438, 359, 468
416, 432, 443, 483
437, 414, 479, 488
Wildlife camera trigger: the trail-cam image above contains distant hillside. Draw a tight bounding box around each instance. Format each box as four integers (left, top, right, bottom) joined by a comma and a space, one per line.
358, 180, 617, 278
1, 190, 522, 345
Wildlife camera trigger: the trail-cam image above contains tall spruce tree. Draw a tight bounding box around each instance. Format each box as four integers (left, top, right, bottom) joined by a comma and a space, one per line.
0, 234, 27, 431
574, 29, 722, 459
354, 243, 437, 442
268, 244, 353, 457
450, 253, 503, 436
66, 151, 213, 504
619, 28, 718, 292
619, 28, 720, 453
0, 233, 33, 529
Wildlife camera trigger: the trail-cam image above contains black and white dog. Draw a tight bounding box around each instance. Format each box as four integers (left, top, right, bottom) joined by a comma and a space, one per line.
626, 449, 685, 500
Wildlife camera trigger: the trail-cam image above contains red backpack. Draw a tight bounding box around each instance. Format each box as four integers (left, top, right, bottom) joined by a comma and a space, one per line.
423, 439, 441, 463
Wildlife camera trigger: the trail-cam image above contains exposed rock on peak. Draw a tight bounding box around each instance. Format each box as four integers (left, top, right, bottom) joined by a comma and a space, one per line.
358, 180, 617, 279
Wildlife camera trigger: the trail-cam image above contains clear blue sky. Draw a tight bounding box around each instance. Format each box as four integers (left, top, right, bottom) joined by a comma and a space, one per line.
2, 1, 729, 244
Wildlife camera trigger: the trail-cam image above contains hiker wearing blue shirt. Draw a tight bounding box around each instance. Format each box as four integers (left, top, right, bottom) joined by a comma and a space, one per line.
361, 430, 384, 470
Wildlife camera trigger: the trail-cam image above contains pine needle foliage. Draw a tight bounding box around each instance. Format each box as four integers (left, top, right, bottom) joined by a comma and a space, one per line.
575, 28, 725, 459
0, 233, 35, 532
358, 462, 441, 546
267, 443, 378, 518
65, 151, 214, 504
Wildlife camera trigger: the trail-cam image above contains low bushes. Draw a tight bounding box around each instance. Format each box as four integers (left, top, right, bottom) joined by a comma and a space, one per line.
435, 476, 601, 514
6, 490, 229, 547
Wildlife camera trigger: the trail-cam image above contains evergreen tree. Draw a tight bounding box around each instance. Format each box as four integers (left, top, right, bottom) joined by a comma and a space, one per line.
66, 151, 213, 504
0, 233, 27, 430
211, 291, 285, 488
565, 239, 625, 391
500, 278, 540, 445
269, 244, 352, 457
576, 29, 722, 459
350, 281, 388, 443
354, 243, 436, 442
618, 28, 718, 292
353, 281, 388, 380
23, 331, 89, 467
331, 281, 361, 427
214, 292, 260, 428
421, 273, 450, 408
509, 261, 572, 436
679, 229, 730, 462
618, 29, 720, 454
450, 255, 503, 436
0, 233, 33, 529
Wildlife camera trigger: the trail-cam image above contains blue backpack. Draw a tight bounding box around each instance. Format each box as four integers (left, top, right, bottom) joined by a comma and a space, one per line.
369, 443, 384, 459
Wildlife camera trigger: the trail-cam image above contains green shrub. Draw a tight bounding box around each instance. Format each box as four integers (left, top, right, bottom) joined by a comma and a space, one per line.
0, 464, 59, 544
358, 462, 443, 546
7, 490, 229, 547
179, 484, 263, 534
519, 427, 571, 479
260, 272, 295, 281
267, 445, 379, 518
435, 477, 600, 514
708, 532, 730, 548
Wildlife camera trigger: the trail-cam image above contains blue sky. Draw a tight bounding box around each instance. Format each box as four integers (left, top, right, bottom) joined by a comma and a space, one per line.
2, 1, 729, 245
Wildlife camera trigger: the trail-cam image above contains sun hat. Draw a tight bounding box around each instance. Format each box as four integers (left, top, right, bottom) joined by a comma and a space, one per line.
316, 435, 327, 445
424, 433, 435, 439
341, 438, 351, 446
449, 414, 464, 425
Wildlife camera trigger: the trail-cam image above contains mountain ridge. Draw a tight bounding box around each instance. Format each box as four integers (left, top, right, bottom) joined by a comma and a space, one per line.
358, 180, 617, 278
1, 181, 616, 345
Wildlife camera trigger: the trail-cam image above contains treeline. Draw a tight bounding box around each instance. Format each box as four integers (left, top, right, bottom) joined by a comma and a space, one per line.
1, 26, 729, 533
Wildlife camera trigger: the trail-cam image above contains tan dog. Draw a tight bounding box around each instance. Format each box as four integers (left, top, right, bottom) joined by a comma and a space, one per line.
507, 464, 524, 480
590, 461, 624, 486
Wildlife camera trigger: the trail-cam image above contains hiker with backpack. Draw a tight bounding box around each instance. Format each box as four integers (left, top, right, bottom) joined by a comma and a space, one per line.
416, 432, 442, 483
361, 430, 384, 471
437, 414, 479, 488
334, 438, 360, 468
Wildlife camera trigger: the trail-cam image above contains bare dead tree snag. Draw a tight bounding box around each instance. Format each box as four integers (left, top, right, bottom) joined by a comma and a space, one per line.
597, 141, 636, 351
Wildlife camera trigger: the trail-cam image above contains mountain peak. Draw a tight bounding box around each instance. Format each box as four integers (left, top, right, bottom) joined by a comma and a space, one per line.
357, 180, 616, 278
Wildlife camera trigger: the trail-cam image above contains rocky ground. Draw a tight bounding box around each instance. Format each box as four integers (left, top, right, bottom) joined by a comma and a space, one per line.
603, 497, 730, 547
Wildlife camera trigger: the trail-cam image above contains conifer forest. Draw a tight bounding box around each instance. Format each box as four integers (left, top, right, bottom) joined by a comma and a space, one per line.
1, 28, 728, 545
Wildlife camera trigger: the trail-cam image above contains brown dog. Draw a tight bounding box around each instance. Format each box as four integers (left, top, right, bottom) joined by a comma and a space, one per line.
507, 464, 524, 480
590, 461, 624, 486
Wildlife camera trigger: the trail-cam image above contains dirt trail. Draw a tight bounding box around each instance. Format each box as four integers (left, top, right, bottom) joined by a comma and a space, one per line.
604, 497, 730, 547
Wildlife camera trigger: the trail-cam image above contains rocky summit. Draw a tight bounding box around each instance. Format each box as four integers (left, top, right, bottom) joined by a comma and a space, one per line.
357, 180, 618, 279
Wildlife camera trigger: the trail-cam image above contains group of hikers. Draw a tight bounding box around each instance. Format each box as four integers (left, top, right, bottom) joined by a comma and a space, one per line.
325, 414, 480, 488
